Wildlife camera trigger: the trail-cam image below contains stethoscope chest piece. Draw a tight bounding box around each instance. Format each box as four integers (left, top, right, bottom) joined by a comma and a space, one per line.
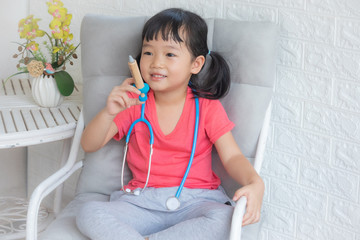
166, 196, 181, 211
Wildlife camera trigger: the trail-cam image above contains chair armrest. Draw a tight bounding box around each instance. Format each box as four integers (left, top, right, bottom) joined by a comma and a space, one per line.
230, 196, 247, 240
229, 102, 271, 240
26, 110, 85, 240
253, 101, 272, 174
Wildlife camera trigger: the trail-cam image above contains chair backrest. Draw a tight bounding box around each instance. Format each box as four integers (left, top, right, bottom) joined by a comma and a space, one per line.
76, 14, 278, 197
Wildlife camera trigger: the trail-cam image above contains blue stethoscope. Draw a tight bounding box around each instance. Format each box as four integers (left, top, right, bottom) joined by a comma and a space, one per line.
121, 82, 199, 211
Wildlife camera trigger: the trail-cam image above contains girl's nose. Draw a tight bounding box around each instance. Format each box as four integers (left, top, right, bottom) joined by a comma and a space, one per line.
151, 55, 164, 68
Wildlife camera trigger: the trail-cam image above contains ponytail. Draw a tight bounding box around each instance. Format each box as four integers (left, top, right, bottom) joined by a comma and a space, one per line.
190, 50, 230, 100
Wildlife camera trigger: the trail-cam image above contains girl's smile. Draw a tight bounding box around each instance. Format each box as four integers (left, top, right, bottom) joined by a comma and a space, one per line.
150, 73, 167, 81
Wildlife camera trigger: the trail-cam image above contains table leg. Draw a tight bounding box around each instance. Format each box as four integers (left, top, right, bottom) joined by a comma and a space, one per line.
53, 138, 72, 216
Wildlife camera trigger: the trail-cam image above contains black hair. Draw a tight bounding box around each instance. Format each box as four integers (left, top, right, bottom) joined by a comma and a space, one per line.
138, 8, 230, 99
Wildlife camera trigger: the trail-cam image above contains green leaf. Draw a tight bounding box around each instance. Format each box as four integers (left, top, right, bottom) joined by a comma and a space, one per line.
5, 71, 29, 83
54, 71, 74, 96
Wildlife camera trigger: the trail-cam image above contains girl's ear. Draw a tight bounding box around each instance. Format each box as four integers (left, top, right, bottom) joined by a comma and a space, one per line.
191, 55, 205, 74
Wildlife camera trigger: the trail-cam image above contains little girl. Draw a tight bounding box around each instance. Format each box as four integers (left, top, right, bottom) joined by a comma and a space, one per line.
77, 8, 264, 240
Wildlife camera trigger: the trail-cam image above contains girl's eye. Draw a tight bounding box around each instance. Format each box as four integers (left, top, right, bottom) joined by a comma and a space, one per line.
166, 53, 175, 57
143, 52, 152, 56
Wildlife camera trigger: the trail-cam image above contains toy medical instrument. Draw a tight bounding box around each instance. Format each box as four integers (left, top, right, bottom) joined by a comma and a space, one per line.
121, 55, 199, 210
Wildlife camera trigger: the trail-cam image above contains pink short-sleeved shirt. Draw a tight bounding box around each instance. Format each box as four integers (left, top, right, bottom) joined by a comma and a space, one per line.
113, 87, 234, 190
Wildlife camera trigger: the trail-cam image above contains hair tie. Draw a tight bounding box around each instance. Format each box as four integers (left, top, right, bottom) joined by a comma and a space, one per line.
208, 50, 211, 55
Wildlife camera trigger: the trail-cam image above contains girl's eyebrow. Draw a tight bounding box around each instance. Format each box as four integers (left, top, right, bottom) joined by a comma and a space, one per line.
142, 43, 152, 48
142, 42, 181, 51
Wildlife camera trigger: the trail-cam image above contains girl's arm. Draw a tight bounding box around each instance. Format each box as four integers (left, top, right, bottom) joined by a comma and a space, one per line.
80, 108, 118, 152
214, 131, 265, 226
81, 78, 142, 152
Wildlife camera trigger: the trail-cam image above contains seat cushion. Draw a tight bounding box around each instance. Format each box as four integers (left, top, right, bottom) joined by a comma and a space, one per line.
39, 193, 109, 240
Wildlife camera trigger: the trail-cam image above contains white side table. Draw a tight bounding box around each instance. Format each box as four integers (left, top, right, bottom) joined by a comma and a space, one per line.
0, 78, 82, 239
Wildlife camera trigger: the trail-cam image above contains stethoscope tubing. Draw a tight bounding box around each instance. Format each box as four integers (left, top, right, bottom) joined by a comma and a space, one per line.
125, 103, 154, 144
122, 100, 154, 195
175, 97, 199, 198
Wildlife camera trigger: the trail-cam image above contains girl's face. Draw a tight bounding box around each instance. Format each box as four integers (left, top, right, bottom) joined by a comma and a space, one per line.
139, 33, 204, 95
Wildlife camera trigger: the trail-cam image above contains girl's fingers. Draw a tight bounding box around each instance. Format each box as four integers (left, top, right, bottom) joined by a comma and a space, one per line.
125, 84, 142, 95
123, 78, 142, 95
123, 77, 136, 85
233, 188, 246, 201
242, 212, 255, 226
106, 78, 145, 115
126, 97, 142, 107
242, 203, 261, 226
112, 96, 126, 108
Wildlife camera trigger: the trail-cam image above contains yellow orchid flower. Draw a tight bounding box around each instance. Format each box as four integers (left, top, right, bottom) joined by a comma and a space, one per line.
58, 7, 68, 20
63, 14, 72, 26
46, 0, 64, 8
52, 47, 60, 53
49, 6, 67, 21
62, 25, 70, 38
52, 26, 63, 39
50, 18, 61, 29
48, 5, 60, 15
36, 29, 45, 37
18, 15, 44, 40
26, 41, 39, 51
49, 19, 63, 39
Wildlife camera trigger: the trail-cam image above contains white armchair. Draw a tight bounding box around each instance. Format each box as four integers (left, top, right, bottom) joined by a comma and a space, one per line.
26, 14, 278, 240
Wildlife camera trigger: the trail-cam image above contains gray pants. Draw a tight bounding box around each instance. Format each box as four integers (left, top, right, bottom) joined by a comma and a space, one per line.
76, 187, 234, 240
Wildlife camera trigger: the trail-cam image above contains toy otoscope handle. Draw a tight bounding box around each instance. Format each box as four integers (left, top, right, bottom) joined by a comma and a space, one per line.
128, 55, 149, 102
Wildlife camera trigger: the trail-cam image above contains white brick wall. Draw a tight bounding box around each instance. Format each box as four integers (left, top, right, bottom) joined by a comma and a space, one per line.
27, 0, 360, 239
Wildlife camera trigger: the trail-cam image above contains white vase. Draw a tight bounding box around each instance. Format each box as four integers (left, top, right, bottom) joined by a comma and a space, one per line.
32, 75, 64, 107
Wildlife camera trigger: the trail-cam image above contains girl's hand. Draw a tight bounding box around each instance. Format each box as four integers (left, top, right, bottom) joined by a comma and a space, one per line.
106, 78, 143, 116
233, 179, 265, 226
